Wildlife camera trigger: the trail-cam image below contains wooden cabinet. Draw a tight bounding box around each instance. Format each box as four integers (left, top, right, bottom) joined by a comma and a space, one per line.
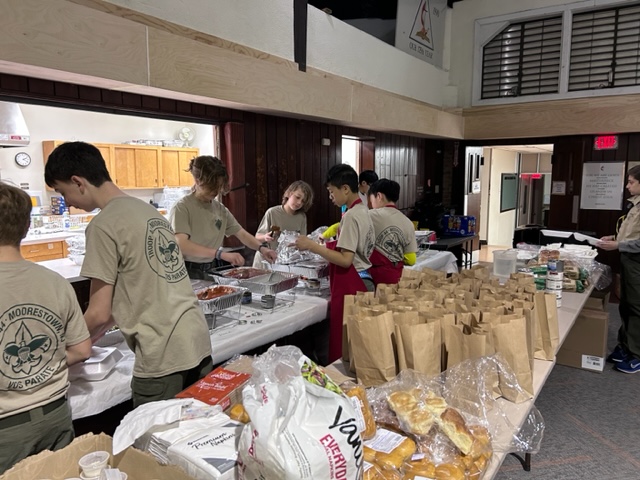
43, 141, 198, 189
21, 241, 68, 262
160, 148, 198, 187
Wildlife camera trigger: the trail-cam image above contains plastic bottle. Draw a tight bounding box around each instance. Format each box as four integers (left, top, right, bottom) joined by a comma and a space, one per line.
63, 209, 71, 230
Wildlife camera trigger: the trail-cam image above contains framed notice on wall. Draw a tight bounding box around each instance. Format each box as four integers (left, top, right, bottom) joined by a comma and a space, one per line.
580, 162, 626, 210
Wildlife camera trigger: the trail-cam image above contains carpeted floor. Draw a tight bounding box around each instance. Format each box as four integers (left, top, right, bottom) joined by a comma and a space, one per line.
495, 302, 640, 479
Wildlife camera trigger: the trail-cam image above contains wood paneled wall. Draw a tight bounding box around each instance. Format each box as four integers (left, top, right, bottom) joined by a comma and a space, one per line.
1, 73, 429, 237
242, 117, 428, 235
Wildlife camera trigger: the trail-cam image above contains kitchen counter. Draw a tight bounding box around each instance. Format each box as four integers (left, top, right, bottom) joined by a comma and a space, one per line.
22, 231, 83, 246
37, 257, 86, 282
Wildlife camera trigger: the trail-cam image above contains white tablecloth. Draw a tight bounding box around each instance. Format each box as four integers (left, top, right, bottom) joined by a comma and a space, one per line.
408, 250, 458, 274
68, 292, 328, 419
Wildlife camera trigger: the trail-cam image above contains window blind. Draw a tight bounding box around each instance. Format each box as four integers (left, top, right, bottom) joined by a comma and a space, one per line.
481, 16, 562, 99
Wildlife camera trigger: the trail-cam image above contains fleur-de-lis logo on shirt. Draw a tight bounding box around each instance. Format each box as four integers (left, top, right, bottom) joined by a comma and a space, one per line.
3, 322, 51, 375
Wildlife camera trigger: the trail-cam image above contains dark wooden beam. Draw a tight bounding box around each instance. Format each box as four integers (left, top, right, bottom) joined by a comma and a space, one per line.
294, 0, 308, 72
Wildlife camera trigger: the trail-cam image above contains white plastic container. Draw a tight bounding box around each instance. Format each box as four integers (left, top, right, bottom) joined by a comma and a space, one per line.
68, 346, 124, 382
492, 249, 517, 280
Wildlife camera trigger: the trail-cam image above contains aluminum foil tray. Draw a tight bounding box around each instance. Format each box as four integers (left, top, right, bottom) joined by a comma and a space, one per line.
191, 280, 246, 315
269, 260, 329, 279
212, 267, 271, 285
238, 271, 299, 295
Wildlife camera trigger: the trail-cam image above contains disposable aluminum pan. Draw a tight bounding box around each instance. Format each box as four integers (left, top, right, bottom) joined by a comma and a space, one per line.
268, 260, 329, 279
211, 267, 272, 286
191, 280, 246, 315
238, 271, 299, 295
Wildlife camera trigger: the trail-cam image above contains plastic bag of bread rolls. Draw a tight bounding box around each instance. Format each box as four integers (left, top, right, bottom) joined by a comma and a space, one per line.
342, 381, 377, 440
363, 428, 416, 471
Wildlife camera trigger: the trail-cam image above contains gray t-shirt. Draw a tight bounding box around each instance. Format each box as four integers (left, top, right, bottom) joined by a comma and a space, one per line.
0, 261, 89, 418
253, 205, 307, 267
81, 196, 211, 378
369, 207, 418, 263
170, 193, 242, 263
337, 202, 375, 272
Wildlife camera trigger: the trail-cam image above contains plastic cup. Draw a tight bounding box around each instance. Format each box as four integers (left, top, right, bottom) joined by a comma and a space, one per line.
78, 451, 109, 478
492, 249, 517, 280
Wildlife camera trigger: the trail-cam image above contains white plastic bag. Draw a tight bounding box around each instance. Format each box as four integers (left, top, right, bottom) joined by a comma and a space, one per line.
237, 346, 363, 479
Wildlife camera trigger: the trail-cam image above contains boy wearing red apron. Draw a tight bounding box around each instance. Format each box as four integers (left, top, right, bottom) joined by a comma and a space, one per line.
295, 164, 375, 363
368, 179, 419, 285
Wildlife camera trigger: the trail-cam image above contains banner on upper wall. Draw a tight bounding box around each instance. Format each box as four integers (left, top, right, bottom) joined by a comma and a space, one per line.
395, 0, 448, 68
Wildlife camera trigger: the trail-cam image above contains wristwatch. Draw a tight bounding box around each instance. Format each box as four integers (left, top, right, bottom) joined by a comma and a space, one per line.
258, 242, 269, 251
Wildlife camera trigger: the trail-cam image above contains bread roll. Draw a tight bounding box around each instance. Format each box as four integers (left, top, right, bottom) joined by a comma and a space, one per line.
437, 408, 474, 455
434, 463, 465, 480
364, 446, 377, 463
228, 403, 250, 423
345, 384, 377, 440
387, 390, 435, 436
375, 437, 416, 470
403, 458, 436, 479
387, 391, 418, 415
467, 424, 492, 460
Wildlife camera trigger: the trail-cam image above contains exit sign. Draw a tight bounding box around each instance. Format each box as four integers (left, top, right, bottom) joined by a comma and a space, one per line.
594, 135, 618, 150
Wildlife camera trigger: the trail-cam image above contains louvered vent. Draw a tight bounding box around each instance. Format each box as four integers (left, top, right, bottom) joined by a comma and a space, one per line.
569, 4, 640, 91
481, 16, 563, 99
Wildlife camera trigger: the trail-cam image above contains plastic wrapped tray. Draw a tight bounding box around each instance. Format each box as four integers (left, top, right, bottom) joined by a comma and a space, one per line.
238, 271, 300, 295
68, 346, 124, 382
191, 280, 246, 314
268, 260, 329, 279
213, 267, 272, 284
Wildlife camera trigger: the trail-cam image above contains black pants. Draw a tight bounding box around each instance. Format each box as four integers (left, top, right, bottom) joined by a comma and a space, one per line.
185, 260, 229, 280
619, 252, 640, 359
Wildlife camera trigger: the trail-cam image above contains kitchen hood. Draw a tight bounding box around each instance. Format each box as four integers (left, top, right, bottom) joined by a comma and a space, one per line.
0, 102, 30, 147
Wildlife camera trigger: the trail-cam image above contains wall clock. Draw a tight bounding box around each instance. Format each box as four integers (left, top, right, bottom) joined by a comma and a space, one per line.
15, 152, 31, 167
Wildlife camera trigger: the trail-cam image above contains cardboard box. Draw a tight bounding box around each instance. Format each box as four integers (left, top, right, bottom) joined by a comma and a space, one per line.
556, 309, 608, 373
175, 362, 251, 411
584, 290, 610, 311
441, 215, 477, 236
0, 433, 196, 480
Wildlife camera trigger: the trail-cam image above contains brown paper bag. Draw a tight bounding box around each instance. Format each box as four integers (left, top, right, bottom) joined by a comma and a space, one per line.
492, 318, 534, 402
397, 322, 441, 375
533, 292, 560, 360
350, 312, 397, 386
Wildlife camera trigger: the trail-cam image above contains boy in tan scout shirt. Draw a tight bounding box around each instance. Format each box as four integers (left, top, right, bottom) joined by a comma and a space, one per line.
45, 142, 213, 407
0, 183, 91, 474
295, 164, 375, 363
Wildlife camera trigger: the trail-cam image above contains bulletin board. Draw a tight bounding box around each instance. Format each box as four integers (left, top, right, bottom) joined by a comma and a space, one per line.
500, 173, 518, 212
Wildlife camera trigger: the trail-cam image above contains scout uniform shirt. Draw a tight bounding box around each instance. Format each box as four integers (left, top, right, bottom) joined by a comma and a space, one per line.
369, 206, 419, 263
337, 201, 375, 272
617, 195, 640, 253
0, 261, 89, 417
170, 193, 242, 264
252, 205, 307, 267
81, 196, 211, 378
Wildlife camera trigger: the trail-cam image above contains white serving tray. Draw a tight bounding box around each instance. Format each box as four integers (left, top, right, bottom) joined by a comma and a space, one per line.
68, 346, 124, 382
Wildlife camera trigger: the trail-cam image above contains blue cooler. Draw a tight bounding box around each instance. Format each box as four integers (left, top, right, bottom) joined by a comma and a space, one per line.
442, 215, 476, 236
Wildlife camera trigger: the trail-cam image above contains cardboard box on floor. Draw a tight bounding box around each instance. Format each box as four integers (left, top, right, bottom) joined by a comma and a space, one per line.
556, 309, 608, 373
0, 432, 196, 480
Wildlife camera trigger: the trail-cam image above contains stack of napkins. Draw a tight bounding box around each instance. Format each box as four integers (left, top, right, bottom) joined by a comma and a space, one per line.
166, 418, 244, 480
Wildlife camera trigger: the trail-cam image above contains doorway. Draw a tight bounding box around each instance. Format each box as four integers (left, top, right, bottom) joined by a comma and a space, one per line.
480, 144, 554, 249
341, 136, 375, 172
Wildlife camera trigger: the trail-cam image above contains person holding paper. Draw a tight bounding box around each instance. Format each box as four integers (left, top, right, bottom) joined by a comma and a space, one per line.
597, 164, 640, 374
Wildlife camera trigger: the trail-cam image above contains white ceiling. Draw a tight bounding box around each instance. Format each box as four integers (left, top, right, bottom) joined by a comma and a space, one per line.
490, 144, 554, 154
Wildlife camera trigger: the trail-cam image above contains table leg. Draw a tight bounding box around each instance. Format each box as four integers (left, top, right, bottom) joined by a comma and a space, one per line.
509, 452, 532, 471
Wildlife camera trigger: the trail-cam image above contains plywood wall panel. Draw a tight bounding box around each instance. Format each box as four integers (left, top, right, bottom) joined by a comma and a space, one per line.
1, 0, 148, 87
